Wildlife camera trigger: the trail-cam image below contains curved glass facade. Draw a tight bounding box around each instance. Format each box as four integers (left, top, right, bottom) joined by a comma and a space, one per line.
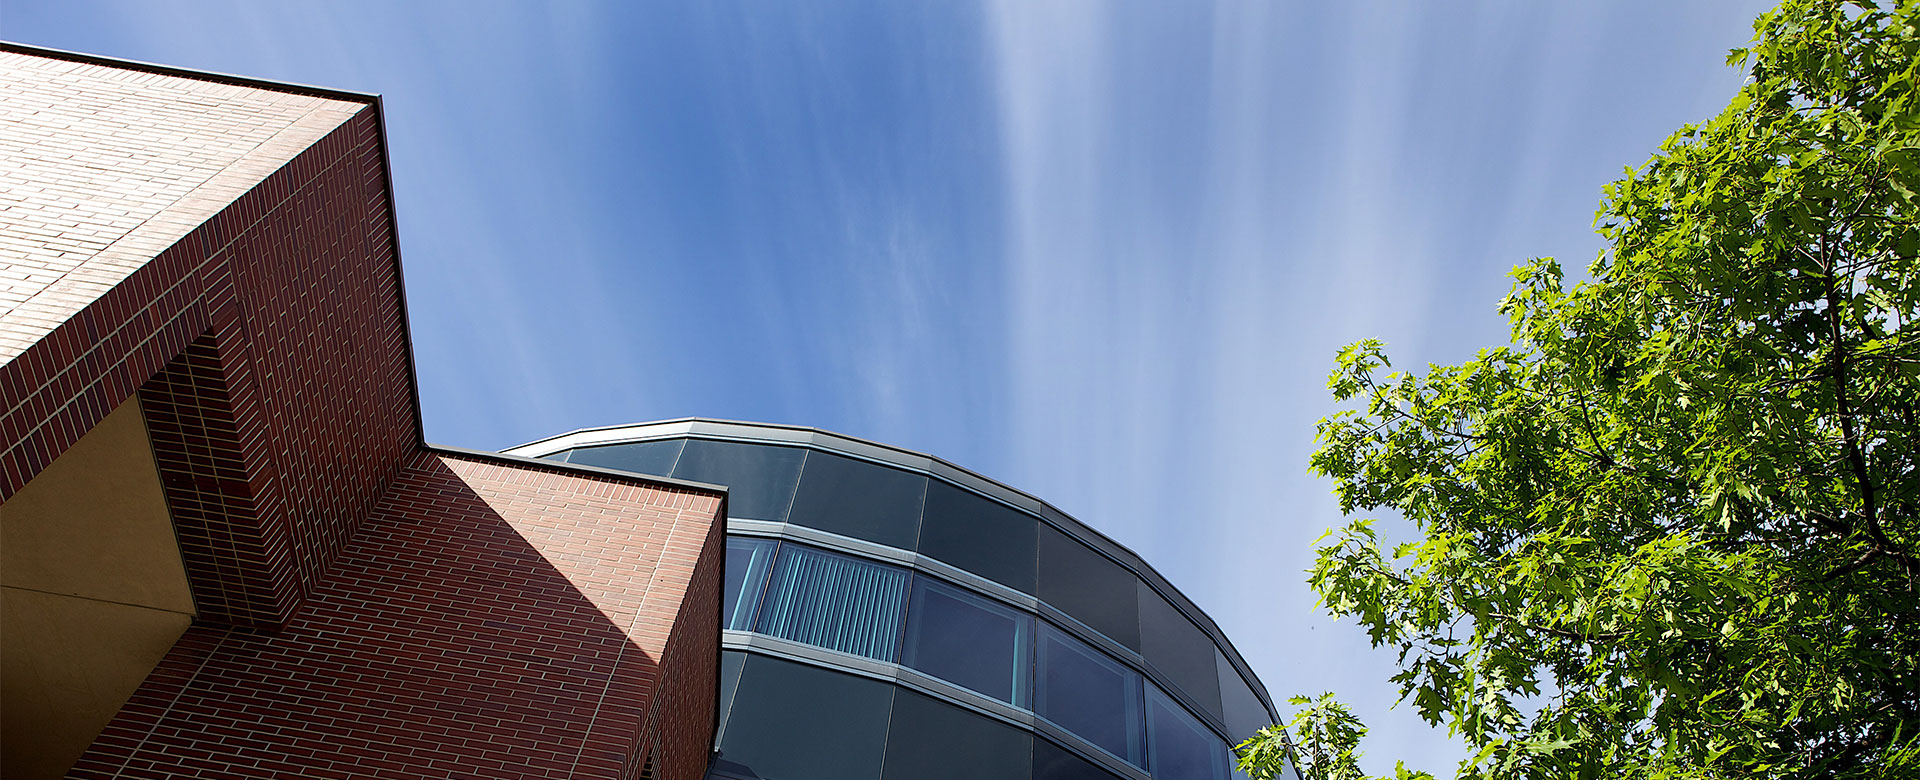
513, 422, 1295, 780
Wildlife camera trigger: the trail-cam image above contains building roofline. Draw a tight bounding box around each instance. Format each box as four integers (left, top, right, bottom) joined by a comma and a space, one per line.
429, 443, 731, 499
0, 41, 380, 104
507, 418, 1281, 720
2, 40, 432, 451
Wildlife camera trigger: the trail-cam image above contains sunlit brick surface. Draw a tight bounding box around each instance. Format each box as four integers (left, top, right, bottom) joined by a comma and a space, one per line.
68, 452, 725, 780
0, 49, 360, 363
2, 45, 726, 779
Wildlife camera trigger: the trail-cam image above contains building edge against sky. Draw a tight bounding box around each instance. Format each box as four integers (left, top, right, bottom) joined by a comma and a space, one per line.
0, 41, 1296, 780
0, 42, 727, 779
509, 420, 1292, 780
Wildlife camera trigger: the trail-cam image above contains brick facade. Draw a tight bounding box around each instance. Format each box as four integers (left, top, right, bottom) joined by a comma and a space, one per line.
2, 44, 726, 778
69, 452, 724, 779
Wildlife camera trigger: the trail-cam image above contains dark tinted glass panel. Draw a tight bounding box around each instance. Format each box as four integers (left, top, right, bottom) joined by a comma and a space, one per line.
787, 451, 927, 549
881, 689, 1032, 780
563, 439, 683, 476
901, 576, 1032, 706
671, 440, 805, 521
918, 481, 1039, 594
1032, 737, 1125, 780
757, 543, 909, 661
1217, 649, 1272, 743
1035, 623, 1144, 767
715, 655, 894, 780
722, 537, 778, 631
716, 651, 746, 742
1138, 582, 1223, 719
540, 450, 571, 462
1148, 684, 1229, 780
1037, 524, 1140, 650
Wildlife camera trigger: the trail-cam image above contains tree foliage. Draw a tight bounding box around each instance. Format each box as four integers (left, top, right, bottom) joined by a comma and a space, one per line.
1243, 1, 1920, 777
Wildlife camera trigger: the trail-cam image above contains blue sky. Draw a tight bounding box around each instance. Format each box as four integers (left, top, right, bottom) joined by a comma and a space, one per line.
7, 1, 1771, 773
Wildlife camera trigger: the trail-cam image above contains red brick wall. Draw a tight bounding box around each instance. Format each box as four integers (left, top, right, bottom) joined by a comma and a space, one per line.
4, 47, 726, 778
0, 99, 418, 627
630, 489, 724, 780
70, 451, 725, 780
133, 107, 417, 628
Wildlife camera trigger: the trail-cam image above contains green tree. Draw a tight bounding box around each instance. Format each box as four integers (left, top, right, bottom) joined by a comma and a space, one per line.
1243, 1, 1920, 777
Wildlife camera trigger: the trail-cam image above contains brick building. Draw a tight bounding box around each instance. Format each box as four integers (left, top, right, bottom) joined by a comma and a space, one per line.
0, 44, 726, 779
1, 44, 1291, 780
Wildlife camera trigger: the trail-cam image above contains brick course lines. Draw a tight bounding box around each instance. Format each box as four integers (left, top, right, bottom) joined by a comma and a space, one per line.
0, 48, 362, 364
0, 74, 416, 625
69, 451, 725, 780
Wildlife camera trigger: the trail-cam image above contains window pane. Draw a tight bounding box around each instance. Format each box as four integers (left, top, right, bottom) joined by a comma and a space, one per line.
539, 449, 572, 462
1035, 623, 1144, 767
1037, 524, 1140, 651
1217, 649, 1272, 743
787, 451, 927, 550
901, 575, 1032, 706
716, 650, 746, 743
714, 654, 894, 780
1032, 736, 1125, 780
1147, 684, 1228, 780
918, 480, 1038, 594
671, 440, 806, 521
757, 543, 910, 662
882, 689, 1033, 780
563, 439, 683, 476
722, 537, 778, 631
1138, 581, 1223, 720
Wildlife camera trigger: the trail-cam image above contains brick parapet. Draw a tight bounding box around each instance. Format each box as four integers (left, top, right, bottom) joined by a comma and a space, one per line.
4, 45, 726, 777
2, 80, 417, 626
70, 451, 726, 779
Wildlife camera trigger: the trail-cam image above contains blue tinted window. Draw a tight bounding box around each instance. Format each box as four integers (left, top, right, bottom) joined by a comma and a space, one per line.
882, 689, 1033, 780
918, 480, 1038, 594
1138, 581, 1223, 721
901, 575, 1032, 707
714, 654, 894, 780
1037, 524, 1140, 651
1035, 623, 1144, 767
1033, 737, 1125, 780
1217, 649, 1272, 743
1147, 684, 1228, 780
787, 451, 927, 549
716, 650, 746, 743
672, 440, 805, 521
757, 543, 910, 662
723, 537, 778, 631
563, 439, 683, 476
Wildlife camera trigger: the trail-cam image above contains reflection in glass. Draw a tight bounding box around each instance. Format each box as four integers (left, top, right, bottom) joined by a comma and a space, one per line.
563, 439, 683, 476
1037, 524, 1141, 650
787, 451, 927, 549
918, 480, 1039, 594
1139, 581, 1224, 719
671, 440, 806, 521
1148, 684, 1229, 780
1033, 736, 1124, 780
1036, 623, 1144, 767
757, 543, 910, 661
882, 689, 1033, 780
723, 537, 778, 631
1217, 648, 1273, 743
900, 575, 1033, 706
715, 655, 895, 780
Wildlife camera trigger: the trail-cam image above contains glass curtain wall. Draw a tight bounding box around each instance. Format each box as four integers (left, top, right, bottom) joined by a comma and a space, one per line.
900, 576, 1032, 707
723, 537, 778, 631
724, 536, 1242, 780
756, 544, 910, 662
